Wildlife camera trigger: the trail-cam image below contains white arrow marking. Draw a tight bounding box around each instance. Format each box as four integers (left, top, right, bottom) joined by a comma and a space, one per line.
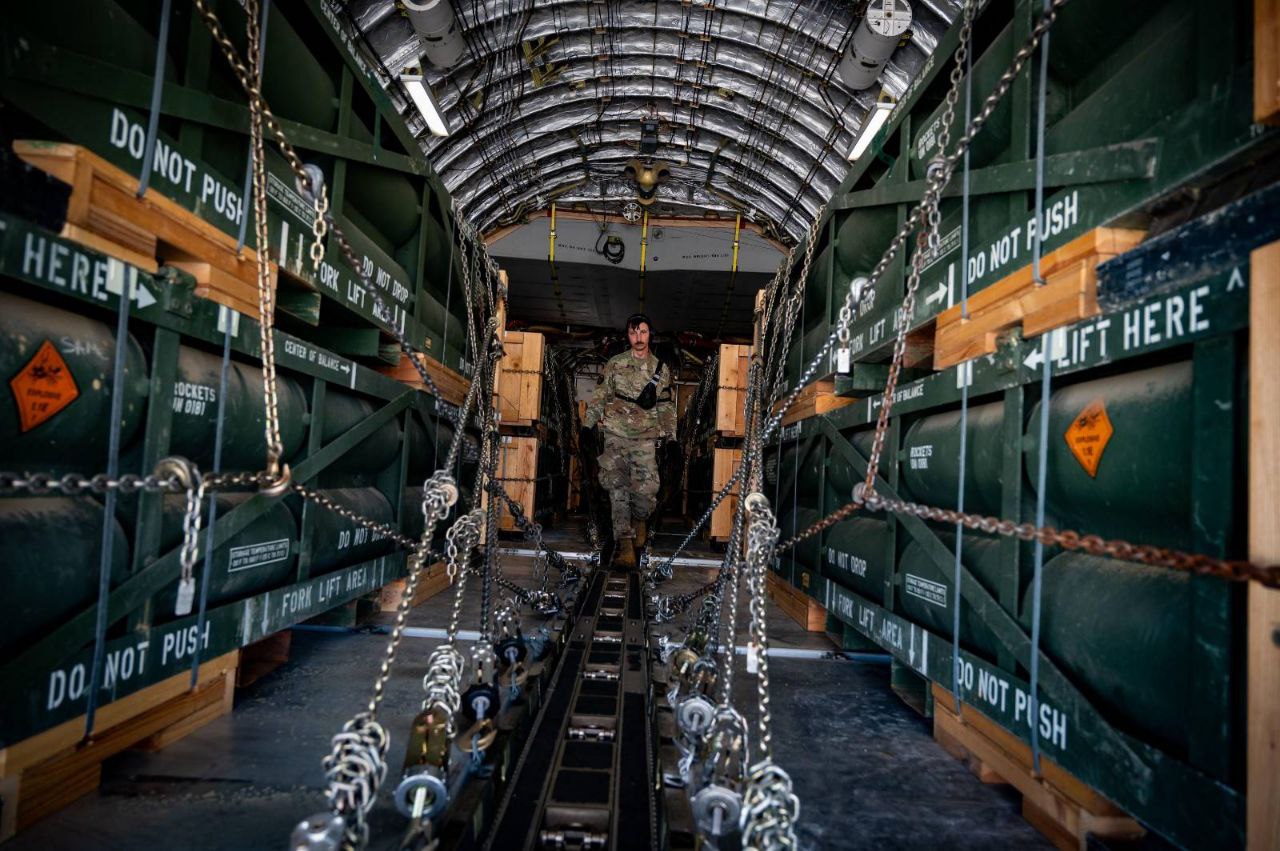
1227, 267, 1245, 291
909, 625, 916, 666
925, 281, 948, 306
104, 261, 156, 308
1023, 345, 1045, 371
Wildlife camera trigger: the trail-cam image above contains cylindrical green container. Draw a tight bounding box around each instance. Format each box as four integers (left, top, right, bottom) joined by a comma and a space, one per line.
0, 497, 128, 653
1025, 552, 1190, 752
901, 401, 1007, 516
779, 507, 823, 574
0, 293, 148, 470
897, 536, 1005, 661
124, 493, 298, 618
344, 163, 422, 251
1024, 361, 1191, 549
821, 518, 891, 603
304, 488, 397, 575
418, 291, 466, 350
321, 391, 402, 474
826, 429, 877, 502
910, 21, 1067, 179
835, 207, 898, 275
804, 245, 833, 321
167, 346, 308, 472
261, 5, 340, 133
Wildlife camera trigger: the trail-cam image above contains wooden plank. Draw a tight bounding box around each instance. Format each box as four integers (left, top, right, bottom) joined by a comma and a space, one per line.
710, 447, 743, 539
1249, 240, 1280, 851
60, 223, 157, 273
778, 379, 855, 426
1258, 0, 1280, 124
496, 435, 539, 533
14, 143, 273, 308
0, 650, 239, 778
932, 691, 1144, 850
495, 330, 545, 426
232, 630, 293, 690
377, 351, 469, 407
932, 228, 1145, 369
715, 343, 750, 436
379, 562, 451, 612
0, 650, 239, 841
766, 571, 827, 632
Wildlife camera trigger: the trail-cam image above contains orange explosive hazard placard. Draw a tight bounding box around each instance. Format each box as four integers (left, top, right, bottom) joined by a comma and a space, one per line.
1063, 399, 1113, 478
9, 340, 80, 432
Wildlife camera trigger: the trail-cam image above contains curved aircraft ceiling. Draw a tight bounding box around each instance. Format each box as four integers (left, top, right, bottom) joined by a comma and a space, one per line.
342, 0, 961, 245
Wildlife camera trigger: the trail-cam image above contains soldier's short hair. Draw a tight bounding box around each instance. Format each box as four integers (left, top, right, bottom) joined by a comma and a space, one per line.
626, 313, 652, 333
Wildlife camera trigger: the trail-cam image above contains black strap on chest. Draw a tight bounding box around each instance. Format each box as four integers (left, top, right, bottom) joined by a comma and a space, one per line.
614, 360, 668, 410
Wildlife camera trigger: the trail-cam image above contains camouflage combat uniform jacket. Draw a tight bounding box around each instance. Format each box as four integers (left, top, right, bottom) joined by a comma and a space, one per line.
583, 350, 676, 439
583, 351, 676, 538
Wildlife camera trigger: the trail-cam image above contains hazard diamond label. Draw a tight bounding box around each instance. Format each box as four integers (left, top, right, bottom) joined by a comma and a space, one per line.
10, 340, 79, 432
1063, 399, 1113, 478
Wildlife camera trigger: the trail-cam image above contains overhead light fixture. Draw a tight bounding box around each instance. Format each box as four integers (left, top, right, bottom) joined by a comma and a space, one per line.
848, 100, 894, 162
401, 73, 450, 137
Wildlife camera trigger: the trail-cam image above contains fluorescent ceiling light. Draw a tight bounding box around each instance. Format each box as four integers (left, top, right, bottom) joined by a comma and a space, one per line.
401, 74, 450, 137
848, 101, 894, 162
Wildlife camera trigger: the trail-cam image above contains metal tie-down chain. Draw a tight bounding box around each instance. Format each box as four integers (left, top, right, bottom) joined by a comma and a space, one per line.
728, 0, 1280, 589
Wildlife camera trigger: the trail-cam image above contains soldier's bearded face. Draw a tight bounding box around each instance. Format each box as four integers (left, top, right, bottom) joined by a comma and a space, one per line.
628, 323, 650, 355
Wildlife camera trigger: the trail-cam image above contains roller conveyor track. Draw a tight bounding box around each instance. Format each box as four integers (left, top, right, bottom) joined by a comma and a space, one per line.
479, 568, 657, 851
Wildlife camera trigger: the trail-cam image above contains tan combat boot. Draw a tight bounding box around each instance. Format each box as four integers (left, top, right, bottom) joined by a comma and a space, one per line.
633, 519, 648, 550
615, 537, 637, 570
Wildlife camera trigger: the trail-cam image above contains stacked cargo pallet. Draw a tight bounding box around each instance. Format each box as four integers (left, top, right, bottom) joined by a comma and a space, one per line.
0, 1, 486, 838
709, 343, 750, 541
493, 329, 550, 532
765, 2, 1280, 848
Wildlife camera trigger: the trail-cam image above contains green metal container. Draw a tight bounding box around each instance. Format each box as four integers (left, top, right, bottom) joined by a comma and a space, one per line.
835, 207, 898, 276
321, 391, 403, 474
779, 507, 823, 573
901, 400, 1006, 516
344, 164, 423, 252
1024, 552, 1190, 752
6, 2, 178, 78
821, 518, 891, 604
779, 440, 823, 504
167, 346, 308, 472
0, 293, 147, 470
261, 5, 341, 133
418, 291, 467, 351
896, 536, 1004, 661
303, 487, 397, 575
910, 20, 1068, 179
0, 497, 128, 653
1024, 361, 1191, 549
826, 428, 877, 502
804, 245, 833, 322
123, 493, 298, 619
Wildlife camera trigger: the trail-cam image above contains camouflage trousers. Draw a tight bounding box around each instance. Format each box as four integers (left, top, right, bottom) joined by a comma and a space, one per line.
597, 433, 660, 539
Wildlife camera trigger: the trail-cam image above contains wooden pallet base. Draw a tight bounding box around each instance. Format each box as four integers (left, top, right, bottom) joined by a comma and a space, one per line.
777, 379, 854, 426
379, 351, 470, 407
766, 571, 827, 632
931, 684, 1144, 851
0, 650, 239, 841
932, 227, 1146, 369
379, 561, 451, 612
235, 630, 293, 690
13, 142, 280, 320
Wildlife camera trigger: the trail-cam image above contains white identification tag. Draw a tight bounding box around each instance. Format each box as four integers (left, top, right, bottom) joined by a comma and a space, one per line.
745, 642, 760, 675
174, 576, 196, 616
836, 348, 851, 374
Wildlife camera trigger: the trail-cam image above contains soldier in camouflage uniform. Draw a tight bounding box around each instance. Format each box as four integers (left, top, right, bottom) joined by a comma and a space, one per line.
583, 313, 676, 569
